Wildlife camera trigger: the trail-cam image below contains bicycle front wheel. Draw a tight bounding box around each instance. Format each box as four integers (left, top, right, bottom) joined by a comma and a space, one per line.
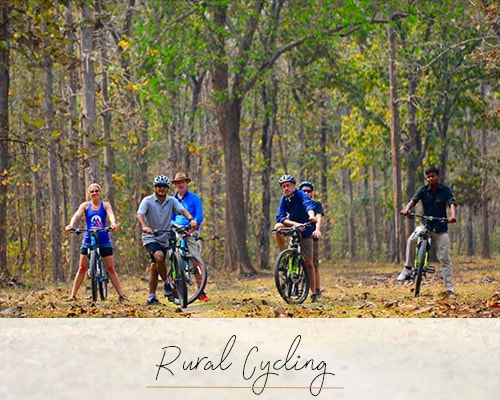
171, 252, 188, 308
414, 240, 428, 297
98, 261, 108, 301
274, 249, 310, 304
89, 250, 99, 302
173, 256, 208, 305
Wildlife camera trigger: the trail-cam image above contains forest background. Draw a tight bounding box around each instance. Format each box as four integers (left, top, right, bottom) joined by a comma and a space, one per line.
0, 0, 498, 284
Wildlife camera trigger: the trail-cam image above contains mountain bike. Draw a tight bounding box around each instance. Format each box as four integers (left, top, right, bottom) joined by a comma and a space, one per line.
403, 213, 448, 297
70, 227, 112, 301
170, 225, 208, 305
271, 223, 311, 304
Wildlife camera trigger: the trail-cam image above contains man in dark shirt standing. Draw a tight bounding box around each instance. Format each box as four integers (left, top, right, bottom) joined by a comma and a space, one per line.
398, 166, 457, 296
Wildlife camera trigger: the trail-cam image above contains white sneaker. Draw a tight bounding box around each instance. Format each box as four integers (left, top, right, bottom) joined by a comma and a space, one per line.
397, 267, 412, 282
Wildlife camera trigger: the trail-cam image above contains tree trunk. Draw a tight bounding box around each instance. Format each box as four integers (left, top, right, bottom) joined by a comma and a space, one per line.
65, 3, 81, 279
216, 98, 256, 275
363, 168, 373, 260
43, 23, 64, 281
479, 83, 490, 258
210, 4, 256, 276
0, 2, 10, 278
388, 23, 403, 263
79, 4, 99, 184
319, 107, 331, 260
258, 75, 278, 271
343, 167, 355, 260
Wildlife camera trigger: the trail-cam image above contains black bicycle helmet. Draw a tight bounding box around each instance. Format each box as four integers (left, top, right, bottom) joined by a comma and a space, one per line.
278, 174, 296, 185
298, 181, 314, 190
153, 175, 170, 187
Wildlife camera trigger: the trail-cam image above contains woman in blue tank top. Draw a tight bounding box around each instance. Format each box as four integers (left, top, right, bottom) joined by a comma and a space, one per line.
65, 183, 126, 301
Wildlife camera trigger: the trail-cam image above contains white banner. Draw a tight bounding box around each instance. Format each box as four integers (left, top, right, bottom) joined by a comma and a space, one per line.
1, 319, 498, 400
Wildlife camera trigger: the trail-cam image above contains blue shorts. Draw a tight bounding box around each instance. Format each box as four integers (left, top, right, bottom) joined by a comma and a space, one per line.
145, 242, 168, 263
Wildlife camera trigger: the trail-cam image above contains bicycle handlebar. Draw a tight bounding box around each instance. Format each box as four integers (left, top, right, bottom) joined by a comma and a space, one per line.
403, 213, 448, 223
69, 227, 113, 235
153, 226, 203, 241
272, 222, 313, 234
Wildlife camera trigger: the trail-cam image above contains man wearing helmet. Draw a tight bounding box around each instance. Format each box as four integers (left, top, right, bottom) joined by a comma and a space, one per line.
137, 175, 198, 305
274, 174, 319, 302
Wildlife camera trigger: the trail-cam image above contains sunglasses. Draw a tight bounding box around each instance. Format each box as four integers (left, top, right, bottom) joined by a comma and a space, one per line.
89, 190, 100, 193
155, 184, 169, 188
302, 189, 312, 193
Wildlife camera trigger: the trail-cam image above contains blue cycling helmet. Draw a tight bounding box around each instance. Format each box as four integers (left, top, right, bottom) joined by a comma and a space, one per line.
153, 175, 170, 187
278, 174, 296, 185
298, 181, 314, 190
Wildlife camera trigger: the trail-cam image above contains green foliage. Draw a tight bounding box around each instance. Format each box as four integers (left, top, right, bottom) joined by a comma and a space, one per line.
2, 0, 499, 281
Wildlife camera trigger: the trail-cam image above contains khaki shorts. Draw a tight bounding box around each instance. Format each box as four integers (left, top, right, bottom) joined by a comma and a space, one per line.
299, 236, 314, 260
185, 231, 203, 261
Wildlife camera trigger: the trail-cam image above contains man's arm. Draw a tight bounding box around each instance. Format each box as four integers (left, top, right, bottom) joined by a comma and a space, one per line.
180, 208, 198, 230
400, 199, 416, 215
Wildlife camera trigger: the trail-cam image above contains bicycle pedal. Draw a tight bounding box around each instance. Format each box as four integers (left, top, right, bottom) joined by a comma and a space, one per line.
426, 266, 435, 274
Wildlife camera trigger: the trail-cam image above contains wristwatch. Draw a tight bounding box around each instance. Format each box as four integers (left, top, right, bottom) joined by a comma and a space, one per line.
188, 218, 194, 222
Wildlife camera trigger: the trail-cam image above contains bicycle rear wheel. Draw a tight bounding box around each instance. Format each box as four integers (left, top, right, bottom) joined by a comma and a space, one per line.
274, 249, 309, 304
173, 256, 208, 305
414, 240, 428, 297
89, 250, 99, 302
171, 252, 188, 308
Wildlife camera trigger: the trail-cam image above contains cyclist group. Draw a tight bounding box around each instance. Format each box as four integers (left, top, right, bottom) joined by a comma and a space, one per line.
66, 165, 457, 305
66, 172, 210, 305
274, 165, 457, 303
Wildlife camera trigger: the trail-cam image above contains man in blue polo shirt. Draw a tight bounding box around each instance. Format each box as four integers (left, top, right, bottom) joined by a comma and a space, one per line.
398, 166, 457, 296
171, 172, 210, 302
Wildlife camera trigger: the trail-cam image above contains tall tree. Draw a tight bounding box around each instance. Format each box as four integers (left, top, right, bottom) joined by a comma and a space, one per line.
64, 1, 81, 278
43, 18, 64, 281
388, 19, 404, 263
0, 1, 11, 278
79, 3, 99, 184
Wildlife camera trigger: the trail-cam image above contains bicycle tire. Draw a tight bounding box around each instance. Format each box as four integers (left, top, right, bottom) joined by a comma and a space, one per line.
173, 256, 208, 305
98, 260, 108, 301
89, 250, 99, 302
172, 252, 188, 308
414, 240, 428, 297
274, 249, 310, 304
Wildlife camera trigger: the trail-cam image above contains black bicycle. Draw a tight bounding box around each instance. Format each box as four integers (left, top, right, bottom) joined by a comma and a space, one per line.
402, 213, 448, 297
70, 227, 112, 301
272, 223, 311, 304
153, 228, 190, 308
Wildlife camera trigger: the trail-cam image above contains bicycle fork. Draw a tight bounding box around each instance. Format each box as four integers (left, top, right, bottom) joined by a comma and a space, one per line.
414, 238, 435, 276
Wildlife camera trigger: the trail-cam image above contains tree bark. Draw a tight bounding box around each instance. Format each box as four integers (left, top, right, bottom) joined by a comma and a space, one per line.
479, 83, 491, 258
64, 2, 81, 279
43, 22, 64, 281
388, 22, 403, 263
79, 4, 99, 185
258, 75, 278, 271
209, 3, 256, 275
0, 2, 10, 278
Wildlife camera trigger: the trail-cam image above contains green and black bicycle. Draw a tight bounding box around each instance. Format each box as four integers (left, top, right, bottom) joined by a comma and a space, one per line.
272, 223, 311, 304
